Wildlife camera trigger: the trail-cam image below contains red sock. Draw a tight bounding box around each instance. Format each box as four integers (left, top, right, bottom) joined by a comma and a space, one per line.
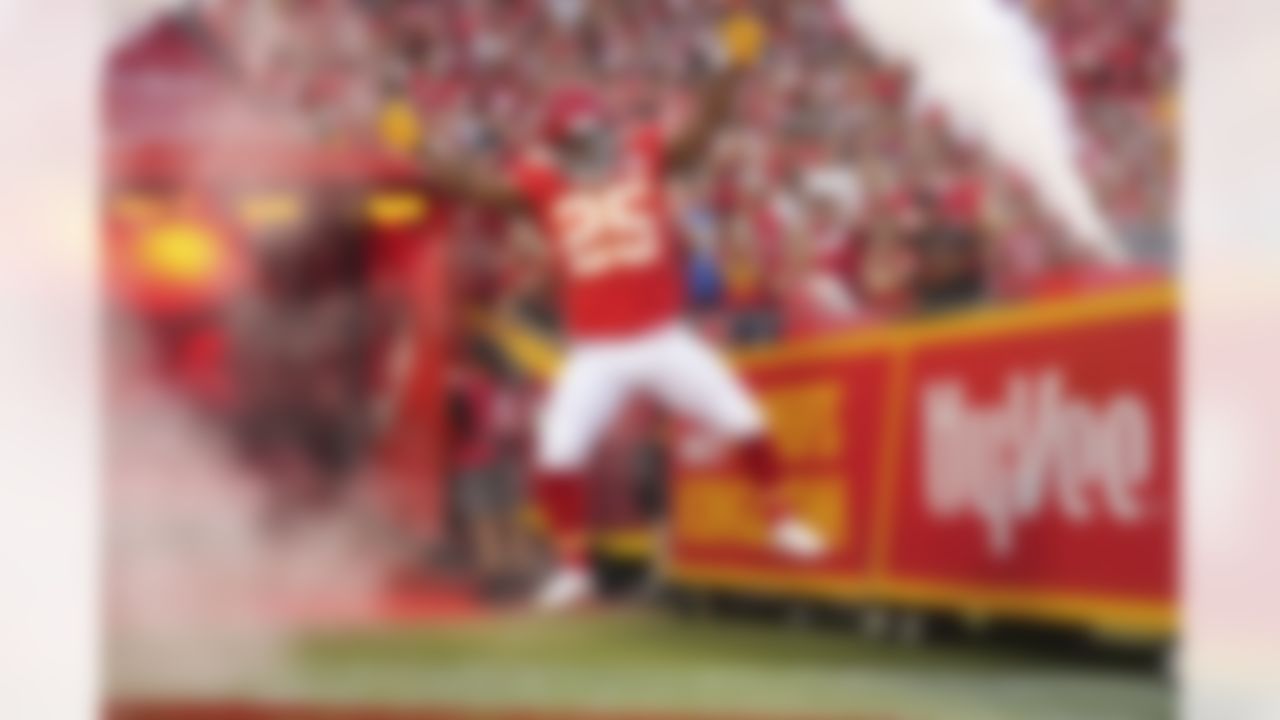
733, 436, 789, 524
533, 471, 589, 567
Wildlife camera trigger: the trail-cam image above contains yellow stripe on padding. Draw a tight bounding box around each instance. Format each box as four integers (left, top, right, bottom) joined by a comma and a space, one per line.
479, 314, 563, 381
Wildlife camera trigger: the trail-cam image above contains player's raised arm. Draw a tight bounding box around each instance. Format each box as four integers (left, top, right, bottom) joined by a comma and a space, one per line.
662, 11, 766, 174
418, 150, 532, 214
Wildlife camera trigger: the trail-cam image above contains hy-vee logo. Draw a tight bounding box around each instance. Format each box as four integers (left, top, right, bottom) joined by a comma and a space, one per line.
923, 368, 1153, 558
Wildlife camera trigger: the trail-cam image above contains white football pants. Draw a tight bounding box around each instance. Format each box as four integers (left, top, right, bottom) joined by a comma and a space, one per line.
536, 322, 766, 472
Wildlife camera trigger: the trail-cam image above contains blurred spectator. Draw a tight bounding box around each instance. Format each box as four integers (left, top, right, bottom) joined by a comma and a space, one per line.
227, 192, 379, 523
854, 216, 916, 318
912, 223, 989, 314
718, 213, 781, 346
445, 337, 535, 600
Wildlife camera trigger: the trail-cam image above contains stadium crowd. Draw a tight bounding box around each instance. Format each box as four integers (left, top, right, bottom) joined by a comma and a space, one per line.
359, 0, 1176, 338
106, 0, 1175, 600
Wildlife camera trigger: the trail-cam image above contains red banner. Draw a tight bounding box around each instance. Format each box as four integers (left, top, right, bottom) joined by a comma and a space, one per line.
672, 350, 892, 597
670, 280, 1177, 635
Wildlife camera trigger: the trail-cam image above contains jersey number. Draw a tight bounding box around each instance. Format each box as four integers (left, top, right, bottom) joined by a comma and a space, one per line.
552, 179, 661, 279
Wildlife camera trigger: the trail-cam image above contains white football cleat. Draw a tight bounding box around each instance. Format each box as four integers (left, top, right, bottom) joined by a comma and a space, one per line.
533, 565, 594, 612
769, 516, 827, 561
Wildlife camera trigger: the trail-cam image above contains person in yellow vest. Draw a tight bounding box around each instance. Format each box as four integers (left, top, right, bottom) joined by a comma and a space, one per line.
378, 94, 425, 157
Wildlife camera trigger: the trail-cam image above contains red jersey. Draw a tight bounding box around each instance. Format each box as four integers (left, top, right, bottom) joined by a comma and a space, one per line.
511, 128, 684, 339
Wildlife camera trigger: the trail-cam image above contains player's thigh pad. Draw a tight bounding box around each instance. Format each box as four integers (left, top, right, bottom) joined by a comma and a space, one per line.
535, 349, 630, 472
646, 327, 767, 439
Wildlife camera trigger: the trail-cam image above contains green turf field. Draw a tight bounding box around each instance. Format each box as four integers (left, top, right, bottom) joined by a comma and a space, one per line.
245, 610, 1171, 720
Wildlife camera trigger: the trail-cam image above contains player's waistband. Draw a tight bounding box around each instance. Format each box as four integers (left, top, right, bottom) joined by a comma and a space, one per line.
568, 319, 689, 353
